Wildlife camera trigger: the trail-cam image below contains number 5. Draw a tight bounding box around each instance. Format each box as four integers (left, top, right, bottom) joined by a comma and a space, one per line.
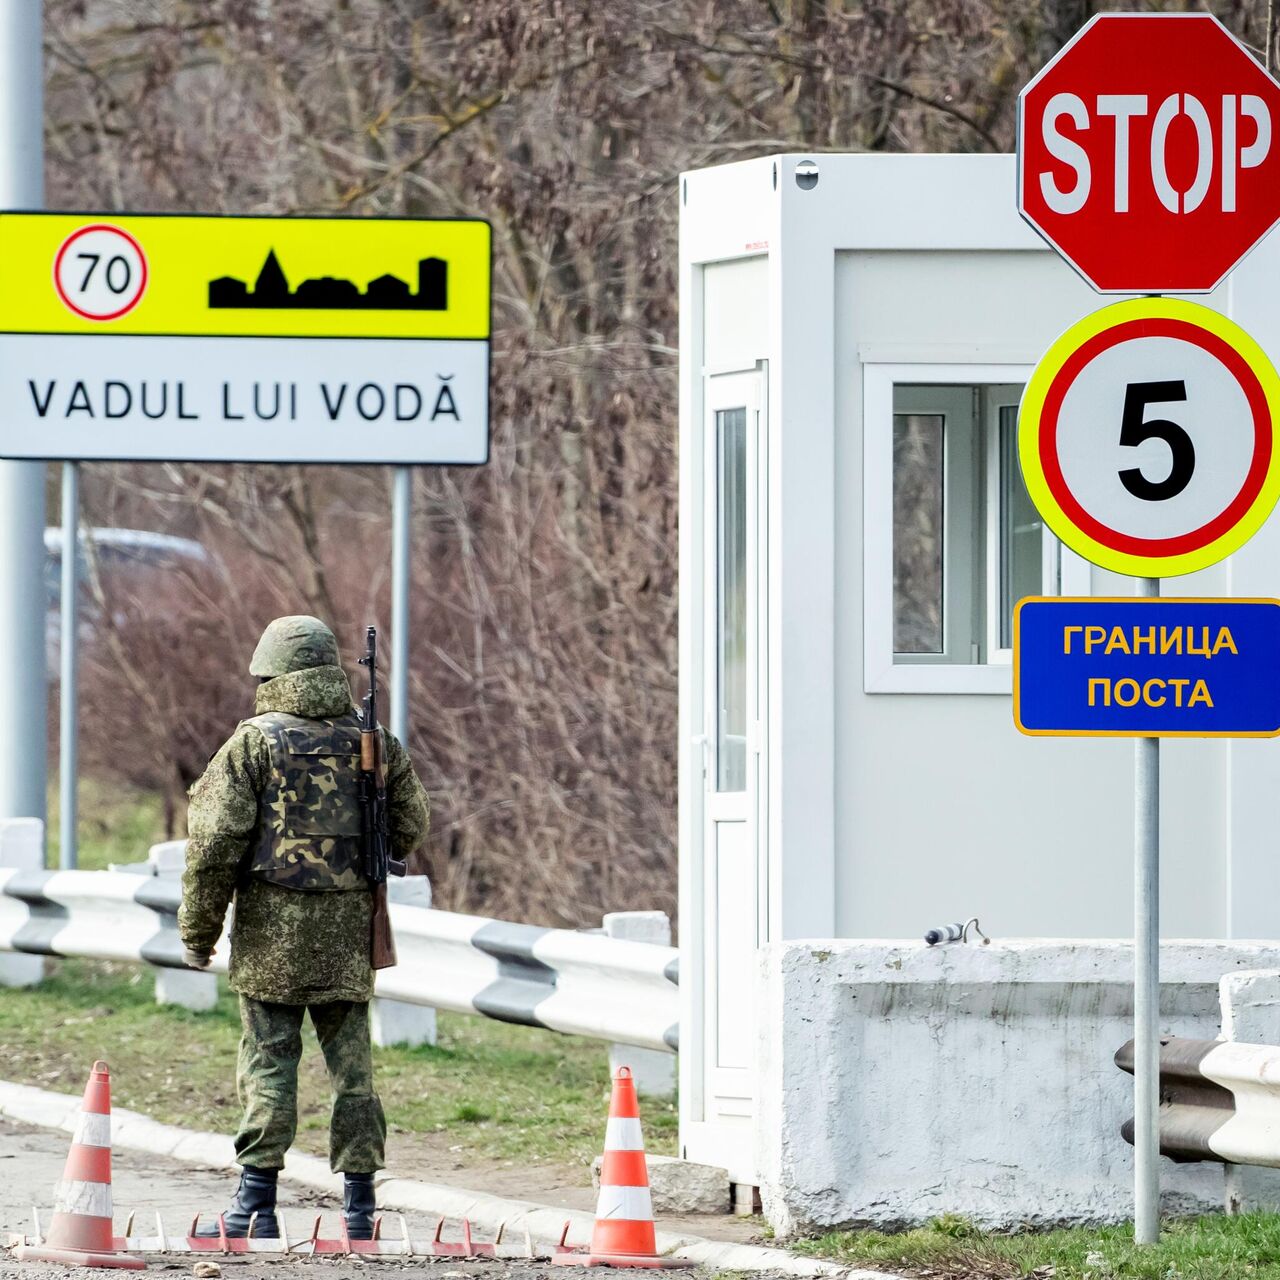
1119, 380, 1195, 501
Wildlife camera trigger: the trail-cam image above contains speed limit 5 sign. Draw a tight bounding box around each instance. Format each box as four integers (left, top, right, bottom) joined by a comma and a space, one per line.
1018, 298, 1280, 577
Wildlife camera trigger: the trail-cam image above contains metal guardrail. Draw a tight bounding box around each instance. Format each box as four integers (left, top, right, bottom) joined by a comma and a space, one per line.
1116, 1035, 1280, 1167
0, 867, 679, 1053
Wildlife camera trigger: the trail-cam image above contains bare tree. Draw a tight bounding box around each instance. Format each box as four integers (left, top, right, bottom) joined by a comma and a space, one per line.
44, 0, 1276, 925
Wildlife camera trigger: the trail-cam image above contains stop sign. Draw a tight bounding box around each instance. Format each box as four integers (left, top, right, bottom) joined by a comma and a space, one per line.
1018, 14, 1280, 293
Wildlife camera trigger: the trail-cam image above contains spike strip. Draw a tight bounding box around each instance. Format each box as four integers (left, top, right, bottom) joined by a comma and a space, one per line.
68, 1209, 547, 1259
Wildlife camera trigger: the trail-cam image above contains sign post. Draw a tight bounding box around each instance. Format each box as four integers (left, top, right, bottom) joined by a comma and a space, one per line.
1133, 574, 1160, 1245
391, 465, 413, 748
1015, 297, 1280, 1239
0, 0, 48, 843
0, 212, 492, 843
60, 461, 78, 870
1015, 591, 1280, 1235
1017, 12, 1280, 1242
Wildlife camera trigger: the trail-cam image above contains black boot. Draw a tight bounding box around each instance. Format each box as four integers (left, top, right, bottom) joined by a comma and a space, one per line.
343, 1173, 376, 1240
194, 1166, 280, 1239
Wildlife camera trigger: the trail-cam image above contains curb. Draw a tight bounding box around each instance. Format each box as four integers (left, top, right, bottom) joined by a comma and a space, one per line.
0, 1078, 871, 1277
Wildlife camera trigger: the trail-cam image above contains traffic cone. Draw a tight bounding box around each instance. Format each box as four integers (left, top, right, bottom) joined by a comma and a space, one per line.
554, 1066, 693, 1268
15, 1060, 144, 1270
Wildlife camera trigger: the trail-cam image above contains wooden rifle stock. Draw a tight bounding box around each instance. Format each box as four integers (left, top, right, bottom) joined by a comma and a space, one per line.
370, 880, 397, 970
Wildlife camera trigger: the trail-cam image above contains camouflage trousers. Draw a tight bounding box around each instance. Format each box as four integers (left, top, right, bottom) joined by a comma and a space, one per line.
234, 996, 386, 1174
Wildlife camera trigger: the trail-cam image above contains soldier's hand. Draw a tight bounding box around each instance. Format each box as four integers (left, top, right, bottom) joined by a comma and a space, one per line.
183, 947, 214, 970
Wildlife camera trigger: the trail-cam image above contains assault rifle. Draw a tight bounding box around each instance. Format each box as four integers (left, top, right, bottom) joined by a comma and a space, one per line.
358, 625, 406, 970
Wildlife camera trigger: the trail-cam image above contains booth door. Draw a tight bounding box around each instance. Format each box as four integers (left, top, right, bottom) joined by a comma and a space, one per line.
687, 368, 766, 1183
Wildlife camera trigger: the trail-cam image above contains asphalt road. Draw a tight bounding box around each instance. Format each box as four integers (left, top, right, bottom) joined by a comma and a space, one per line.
0, 1118, 609, 1280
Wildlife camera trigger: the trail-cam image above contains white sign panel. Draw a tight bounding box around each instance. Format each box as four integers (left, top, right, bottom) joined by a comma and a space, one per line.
1, 335, 487, 464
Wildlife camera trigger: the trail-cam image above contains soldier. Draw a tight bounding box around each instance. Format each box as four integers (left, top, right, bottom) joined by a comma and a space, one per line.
178, 615, 430, 1240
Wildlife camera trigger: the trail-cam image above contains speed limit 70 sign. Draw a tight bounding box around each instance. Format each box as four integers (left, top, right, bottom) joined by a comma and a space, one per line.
54, 224, 148, 320
1018, 298, 1280, 577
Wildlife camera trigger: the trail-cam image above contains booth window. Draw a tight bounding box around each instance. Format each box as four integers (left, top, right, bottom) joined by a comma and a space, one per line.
996, 404, 1043, 650
890, 382, 1035, 666
716, 405, 748, 792
863, 364, 1087, 694
892, 412, 945, 654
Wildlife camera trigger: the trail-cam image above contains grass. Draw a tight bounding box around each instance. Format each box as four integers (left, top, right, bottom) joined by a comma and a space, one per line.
45, 778, 167, 872
0, 957, 677, 1168
796, 1213, 1280, 1278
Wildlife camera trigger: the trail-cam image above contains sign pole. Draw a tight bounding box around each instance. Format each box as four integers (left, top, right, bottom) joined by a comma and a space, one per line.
390, 465, 412, 747
1014, 10, 1280, 1247
1133, 574, 1160, 1244
0, 0, 47, 844
58, 462, 78, 870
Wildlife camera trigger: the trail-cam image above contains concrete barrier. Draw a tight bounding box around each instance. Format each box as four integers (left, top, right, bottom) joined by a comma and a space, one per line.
756, 939, 1280, 1234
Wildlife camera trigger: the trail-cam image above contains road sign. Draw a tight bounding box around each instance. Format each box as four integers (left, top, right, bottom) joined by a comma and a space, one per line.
1018, 13, 1280, 293
1014, 597, 1280, 737
0, 212, 491, 464
1018, 297, 1280, 578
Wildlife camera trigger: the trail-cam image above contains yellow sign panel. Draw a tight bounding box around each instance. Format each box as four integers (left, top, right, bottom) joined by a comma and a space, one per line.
0, 213, 490, 339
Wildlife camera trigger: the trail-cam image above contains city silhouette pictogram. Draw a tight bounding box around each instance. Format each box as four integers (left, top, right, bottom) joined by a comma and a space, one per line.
208, 249, 448, 311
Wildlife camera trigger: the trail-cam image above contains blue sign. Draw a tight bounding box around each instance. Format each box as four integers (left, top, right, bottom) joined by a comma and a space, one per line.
1014, 598, 1280, 737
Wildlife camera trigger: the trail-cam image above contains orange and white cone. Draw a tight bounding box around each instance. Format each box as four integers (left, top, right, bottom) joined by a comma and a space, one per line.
554, 1066, 693, 1268
15, 1060, 144, 1270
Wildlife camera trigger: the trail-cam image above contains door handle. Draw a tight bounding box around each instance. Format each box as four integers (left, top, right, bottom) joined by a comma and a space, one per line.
690, 733, 710, 779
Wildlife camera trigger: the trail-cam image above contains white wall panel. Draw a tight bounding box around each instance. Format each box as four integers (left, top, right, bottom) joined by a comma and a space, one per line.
703, 258, 767, 371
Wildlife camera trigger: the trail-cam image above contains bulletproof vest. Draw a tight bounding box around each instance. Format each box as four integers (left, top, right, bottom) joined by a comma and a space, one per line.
245, 710, 367, 891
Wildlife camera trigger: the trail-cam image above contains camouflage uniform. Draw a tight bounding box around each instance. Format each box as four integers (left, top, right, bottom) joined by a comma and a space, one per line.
179, 617, 430, 1173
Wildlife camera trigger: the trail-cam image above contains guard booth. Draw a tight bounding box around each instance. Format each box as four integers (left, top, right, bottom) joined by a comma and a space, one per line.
676, 152, 1280, 1187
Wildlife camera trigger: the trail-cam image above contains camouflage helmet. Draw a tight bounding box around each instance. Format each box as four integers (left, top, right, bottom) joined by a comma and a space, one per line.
249, 615, 340, 678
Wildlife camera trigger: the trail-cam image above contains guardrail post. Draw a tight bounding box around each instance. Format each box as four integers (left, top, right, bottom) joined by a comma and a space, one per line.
143, 841, 219, 1012
371, 875, 438, 1048
155, 963, 219, 1011
1220, 969, 1280, 1214
603, 911, 676, 1098
0, 818, 45, 987
147, 841, 189, 875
